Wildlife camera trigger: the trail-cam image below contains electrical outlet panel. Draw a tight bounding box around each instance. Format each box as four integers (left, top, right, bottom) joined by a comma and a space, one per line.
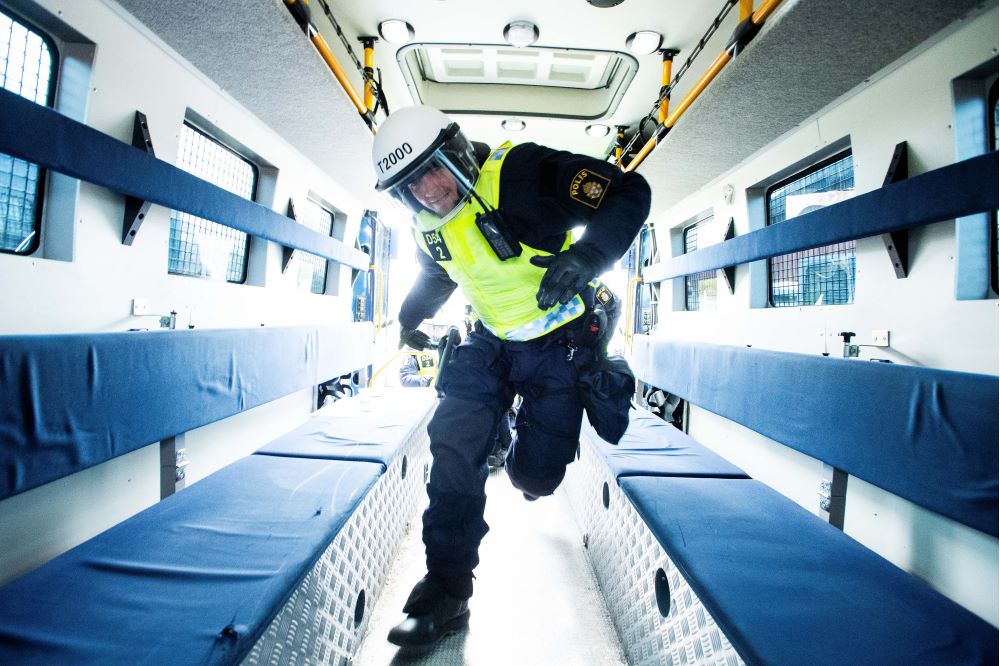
131, 298, 149, 315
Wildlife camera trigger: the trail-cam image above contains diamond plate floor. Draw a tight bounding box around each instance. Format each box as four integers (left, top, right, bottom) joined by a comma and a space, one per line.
353, 470, 627, 665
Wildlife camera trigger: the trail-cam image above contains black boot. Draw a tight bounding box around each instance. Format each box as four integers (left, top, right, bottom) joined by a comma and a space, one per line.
387, 574, 471, 650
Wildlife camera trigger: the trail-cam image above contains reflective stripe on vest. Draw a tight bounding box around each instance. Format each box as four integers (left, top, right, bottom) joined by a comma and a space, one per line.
415, 143, 585, 341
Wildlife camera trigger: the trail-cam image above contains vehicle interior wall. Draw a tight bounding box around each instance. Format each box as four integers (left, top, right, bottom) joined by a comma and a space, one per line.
0, 0, 366, 584
649, 8, 999, 625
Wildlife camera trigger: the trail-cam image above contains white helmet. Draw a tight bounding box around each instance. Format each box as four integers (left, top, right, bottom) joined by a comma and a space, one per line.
372, 105, 481, 231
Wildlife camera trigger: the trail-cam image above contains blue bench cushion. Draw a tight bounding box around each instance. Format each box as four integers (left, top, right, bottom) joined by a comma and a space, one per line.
620, 476, 998, 665
582, 407, 748, 479
256, 387, 437, 466
0, 454, 383, 665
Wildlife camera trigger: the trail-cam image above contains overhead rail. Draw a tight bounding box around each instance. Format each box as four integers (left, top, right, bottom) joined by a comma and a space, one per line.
0, 88, 370, 270
641, 151, 999, 283
284, 0, 379, 131
620, 0, 783, 173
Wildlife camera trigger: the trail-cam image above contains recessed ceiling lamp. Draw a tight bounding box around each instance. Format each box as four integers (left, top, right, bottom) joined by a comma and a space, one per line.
503, 21, 539, 48
585, 124, 611, 137
587, 0, 625, 6
377, 19, 415, 44
625, 30, 663, 55
502, 118, 526, 131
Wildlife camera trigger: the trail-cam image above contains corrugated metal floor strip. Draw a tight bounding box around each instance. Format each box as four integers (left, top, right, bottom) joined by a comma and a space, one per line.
354, 470, 627, 665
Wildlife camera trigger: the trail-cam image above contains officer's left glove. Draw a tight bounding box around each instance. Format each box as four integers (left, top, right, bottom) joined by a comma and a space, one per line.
530, 245, 604, 310
399, 326, 433, 350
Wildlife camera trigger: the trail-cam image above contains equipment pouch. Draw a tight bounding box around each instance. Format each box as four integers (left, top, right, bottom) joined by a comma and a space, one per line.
475, 209, 522, 261
576, 353, 635, 445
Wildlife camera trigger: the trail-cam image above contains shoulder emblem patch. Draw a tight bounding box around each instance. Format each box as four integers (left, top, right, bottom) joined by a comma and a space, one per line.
569, 169, 611, 209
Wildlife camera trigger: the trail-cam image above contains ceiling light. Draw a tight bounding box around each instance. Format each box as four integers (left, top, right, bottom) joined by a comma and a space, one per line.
585, 124, 611, 137
625, 30, 662, 55
502, 118, 526, 131
378, 19, 415, 44
587, 0, 626, 6
503, 21, 539, 48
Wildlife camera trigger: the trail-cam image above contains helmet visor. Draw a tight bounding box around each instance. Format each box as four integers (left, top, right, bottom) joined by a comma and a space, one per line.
378, 129, 481, 232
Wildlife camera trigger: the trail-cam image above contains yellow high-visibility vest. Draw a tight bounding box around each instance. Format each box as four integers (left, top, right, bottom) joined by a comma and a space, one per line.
416, 143, 585, 341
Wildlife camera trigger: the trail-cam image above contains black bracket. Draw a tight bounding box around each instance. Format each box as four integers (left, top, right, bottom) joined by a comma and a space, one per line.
880, 141, 909, 278
282, 198, 297, 272
721, 217, 736, 294
121, 111, 155, 245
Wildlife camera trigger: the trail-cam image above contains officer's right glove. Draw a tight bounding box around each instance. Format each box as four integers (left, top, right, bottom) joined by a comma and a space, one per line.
399, 326, 433, 350
530, 244, 604, 310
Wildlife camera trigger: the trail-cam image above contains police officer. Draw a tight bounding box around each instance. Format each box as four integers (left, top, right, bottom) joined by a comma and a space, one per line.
372, 105, 650, 649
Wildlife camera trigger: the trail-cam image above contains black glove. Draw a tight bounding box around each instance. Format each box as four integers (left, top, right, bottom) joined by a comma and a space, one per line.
530, 245, 604, 310
399, 326, 432, 350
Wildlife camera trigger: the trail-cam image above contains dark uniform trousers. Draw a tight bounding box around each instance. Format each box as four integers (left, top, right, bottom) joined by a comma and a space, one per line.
423, 323, 584, 598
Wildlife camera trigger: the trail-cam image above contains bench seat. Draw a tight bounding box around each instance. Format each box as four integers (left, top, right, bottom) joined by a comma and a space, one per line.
256, 387, 437, 467
581, 407, 749, 479
620, 475, 999, 665
0, 454, 383, 665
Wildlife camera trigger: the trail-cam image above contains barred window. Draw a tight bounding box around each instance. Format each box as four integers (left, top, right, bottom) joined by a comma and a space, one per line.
1, 10, 56, 255
168, 123, 256, 282
767, 151, 856, 307
291, 198, 335, 294
683, 212, 716, 311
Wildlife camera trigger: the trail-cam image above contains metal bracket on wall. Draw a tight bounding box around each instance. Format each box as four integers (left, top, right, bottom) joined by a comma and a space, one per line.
880, 141, 909, 278
721, 217, 737, 294
121, 111, 155, 245
160, 434, 189, 499
282, 198, 297, 272
818, 463, 848, 529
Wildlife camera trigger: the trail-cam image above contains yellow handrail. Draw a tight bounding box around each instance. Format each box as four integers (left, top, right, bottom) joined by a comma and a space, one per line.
623, 0, 784, 173
368, 350, 418, 388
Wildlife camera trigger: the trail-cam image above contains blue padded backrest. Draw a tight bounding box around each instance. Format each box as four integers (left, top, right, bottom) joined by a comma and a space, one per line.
0, 454, 384, 665
257, 387, 438, 467
0, 324, 373, 500
0, 88, 368, 269
631, 337, 999, 536
642, 151, 998, 281
621, 476, 998, 665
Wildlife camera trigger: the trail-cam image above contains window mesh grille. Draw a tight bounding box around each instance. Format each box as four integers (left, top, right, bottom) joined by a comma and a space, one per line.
767, 152, 856, 307
168, 123, 255, 282
683, 214, 716, 310
0, 11, 54, 255
292, 199, 334, 294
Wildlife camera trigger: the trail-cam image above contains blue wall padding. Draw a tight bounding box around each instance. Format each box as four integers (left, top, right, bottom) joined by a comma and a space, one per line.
643, 152, 998, 282
581, 407, 748, 480
0, 88, 369, 270
631, 337, 998, 536
0, 454, 383, 665
621, 476, 999, 665
257, 387, 438, 466
0, 324, 373, 500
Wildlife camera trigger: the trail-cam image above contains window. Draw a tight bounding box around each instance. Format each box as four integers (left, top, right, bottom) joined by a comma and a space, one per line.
0, 9, 56, 255
766, 151, 856, 307
168, 123, 256, 282
291, 198, 336, 294
683, 213, 716, 311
